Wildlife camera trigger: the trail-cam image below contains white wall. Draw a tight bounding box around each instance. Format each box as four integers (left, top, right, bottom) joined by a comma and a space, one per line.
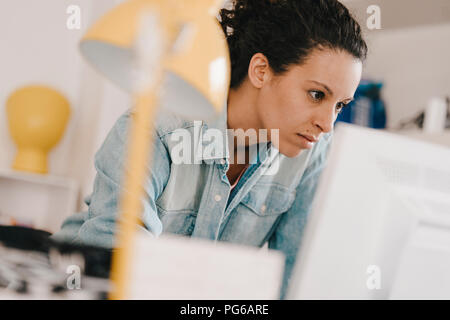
362, 23, 450, 128
0, 0, 130, 211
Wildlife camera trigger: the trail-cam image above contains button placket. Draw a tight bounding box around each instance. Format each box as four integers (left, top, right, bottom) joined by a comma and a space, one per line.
192, 165, 228, 240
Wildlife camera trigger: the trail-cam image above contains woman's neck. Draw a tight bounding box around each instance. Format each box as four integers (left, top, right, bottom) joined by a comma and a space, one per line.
226, 80, 268, 166
226, 79, 263, 148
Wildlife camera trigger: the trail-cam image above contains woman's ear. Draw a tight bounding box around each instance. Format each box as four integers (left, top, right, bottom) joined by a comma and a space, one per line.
247, 53, 272, 89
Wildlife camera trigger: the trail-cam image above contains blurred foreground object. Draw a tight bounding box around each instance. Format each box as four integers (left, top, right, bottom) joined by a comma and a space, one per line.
79, 0, 230, 299
288, 123, 450, 299
130, 232, 283, 299
0, 227, 283, 300
336, 80, 386, 129
0, 226, 111, 299
6, 86, 71, 174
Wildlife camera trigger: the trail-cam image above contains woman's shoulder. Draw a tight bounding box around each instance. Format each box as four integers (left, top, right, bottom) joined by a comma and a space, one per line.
153, 110, 200, 138
113, 107, 198, 139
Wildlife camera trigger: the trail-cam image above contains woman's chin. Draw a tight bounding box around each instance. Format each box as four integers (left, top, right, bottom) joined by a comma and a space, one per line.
276, 143, 306, 158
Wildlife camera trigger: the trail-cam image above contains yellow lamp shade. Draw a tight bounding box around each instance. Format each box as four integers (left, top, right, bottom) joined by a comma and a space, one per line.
80, 0, 230, 120
6, 85, 71, 174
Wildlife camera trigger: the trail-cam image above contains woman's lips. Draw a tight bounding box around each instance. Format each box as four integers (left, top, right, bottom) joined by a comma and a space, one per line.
300, 133, 318, 143
295, 133, 317, 149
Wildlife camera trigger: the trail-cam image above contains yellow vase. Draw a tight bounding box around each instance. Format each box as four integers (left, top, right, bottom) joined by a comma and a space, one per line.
6, 85, 71, 174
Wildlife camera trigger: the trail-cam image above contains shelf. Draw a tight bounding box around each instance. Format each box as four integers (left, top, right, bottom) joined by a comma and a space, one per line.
0, 170, 78, 234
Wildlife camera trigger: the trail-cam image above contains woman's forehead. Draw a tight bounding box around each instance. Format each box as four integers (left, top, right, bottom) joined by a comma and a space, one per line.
284, 49, 362, 97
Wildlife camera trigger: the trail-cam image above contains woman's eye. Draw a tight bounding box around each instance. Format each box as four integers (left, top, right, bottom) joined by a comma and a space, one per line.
336, 102, 348, 112
309, 90, 325, 101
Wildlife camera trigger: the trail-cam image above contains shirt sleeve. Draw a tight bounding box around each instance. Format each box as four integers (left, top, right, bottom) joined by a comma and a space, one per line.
56, 110, 171, 248
268, 132, 333, 299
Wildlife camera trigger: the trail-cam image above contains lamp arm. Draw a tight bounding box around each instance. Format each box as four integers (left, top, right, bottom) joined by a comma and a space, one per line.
109, 10, 168, 300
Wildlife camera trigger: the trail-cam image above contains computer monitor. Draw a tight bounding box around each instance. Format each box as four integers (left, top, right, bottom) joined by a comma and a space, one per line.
287, 122, 450, 299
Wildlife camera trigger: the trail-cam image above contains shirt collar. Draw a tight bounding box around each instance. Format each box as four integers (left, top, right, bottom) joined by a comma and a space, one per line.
197, 101, 228, 163
199, 102, 277, 166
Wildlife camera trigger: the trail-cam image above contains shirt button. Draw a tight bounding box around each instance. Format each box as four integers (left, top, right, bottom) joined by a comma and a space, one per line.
214, 195, 222, 202
261, 204, 267, 213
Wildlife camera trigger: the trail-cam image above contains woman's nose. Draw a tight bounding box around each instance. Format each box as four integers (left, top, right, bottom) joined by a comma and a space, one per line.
312, 106, 335, 134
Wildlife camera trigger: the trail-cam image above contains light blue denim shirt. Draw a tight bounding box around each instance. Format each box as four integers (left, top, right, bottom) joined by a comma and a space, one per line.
52, 105, 333, 299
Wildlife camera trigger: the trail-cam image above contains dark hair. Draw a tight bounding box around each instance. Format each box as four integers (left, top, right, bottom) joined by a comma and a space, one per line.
219, 0, 368, 89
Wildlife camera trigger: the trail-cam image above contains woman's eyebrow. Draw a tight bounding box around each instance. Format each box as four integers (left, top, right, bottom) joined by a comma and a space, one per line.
308, 80, 354, 102
307, 80, 333, 96
343, 97, 354, 103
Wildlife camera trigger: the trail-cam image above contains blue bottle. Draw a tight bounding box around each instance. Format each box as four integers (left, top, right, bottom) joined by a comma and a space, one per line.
336, 80, 387, 129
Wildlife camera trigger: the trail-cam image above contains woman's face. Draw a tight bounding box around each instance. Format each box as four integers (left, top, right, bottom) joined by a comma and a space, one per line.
255, 48, 362, 158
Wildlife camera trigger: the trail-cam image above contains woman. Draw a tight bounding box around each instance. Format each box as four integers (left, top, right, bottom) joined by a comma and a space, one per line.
53, 0, 367, 298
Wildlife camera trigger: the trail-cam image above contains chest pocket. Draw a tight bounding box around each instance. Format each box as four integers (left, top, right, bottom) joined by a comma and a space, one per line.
219, 183, 296, 245
156, 205, 197, 236
239, 183, 296, 216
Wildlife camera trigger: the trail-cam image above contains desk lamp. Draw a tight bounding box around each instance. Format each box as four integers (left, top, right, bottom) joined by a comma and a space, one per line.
79, 0, 230, 299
